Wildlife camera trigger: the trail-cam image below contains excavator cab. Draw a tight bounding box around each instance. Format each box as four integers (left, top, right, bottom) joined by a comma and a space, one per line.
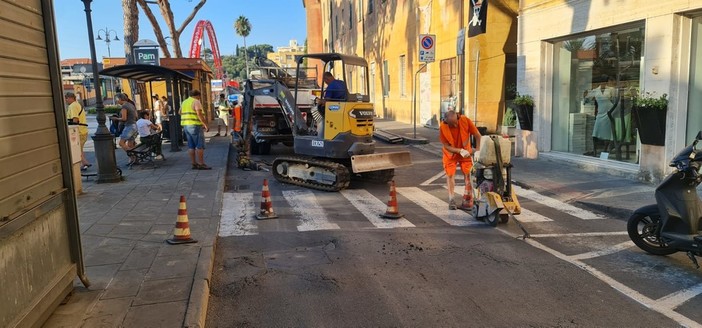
239, 53, 412, 191
294, 54, 376, 158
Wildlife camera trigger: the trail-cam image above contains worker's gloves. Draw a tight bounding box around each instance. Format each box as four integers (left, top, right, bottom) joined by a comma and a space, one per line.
460, 149, 471, 158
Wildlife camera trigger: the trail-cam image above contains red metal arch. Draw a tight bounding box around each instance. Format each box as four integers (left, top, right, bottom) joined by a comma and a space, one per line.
189, 20, 224, 79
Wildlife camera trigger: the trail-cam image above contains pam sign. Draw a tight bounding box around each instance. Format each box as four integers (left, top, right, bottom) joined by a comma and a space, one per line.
134, 48, 159, 66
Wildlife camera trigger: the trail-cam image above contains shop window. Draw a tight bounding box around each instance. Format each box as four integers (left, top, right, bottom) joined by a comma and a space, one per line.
551, 25, 645, 163
440, 57, 457, 117
368, 0, 373, 14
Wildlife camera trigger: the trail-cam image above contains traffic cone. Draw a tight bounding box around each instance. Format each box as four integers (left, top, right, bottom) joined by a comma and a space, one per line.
256, 179, 278, 220
166, 195, 198, 245
460, 184, 474, 210
380, 180, 405, 219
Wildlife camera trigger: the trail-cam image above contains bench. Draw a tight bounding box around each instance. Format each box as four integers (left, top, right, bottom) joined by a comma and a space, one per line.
126, 133, 165, 168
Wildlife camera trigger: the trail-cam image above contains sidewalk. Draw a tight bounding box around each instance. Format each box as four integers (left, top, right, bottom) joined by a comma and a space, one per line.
44, 130, 230, 328
44, 117, 658, 327
373, 119, 657, 219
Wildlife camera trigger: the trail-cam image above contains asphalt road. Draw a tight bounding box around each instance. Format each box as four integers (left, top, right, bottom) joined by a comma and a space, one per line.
206, 141, 695, 327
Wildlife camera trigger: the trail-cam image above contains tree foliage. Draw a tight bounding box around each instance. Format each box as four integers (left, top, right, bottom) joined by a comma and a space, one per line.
135, 0, 208, 58
234, 16, 252, 76
234, 16, 251, 38
220, 44, 274, 80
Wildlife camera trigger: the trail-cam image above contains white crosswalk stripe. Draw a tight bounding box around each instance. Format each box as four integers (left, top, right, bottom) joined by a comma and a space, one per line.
340, 189, 415, 229
396, 187, 482, 226
219, 193, 258, 236
282, 190, 341, 232
512, 185, 606, 220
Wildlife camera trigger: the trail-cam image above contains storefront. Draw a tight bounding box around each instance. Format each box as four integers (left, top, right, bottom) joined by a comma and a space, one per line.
517, 1, 702, 180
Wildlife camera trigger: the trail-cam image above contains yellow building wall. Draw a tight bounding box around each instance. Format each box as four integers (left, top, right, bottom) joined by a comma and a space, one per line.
466, 0, 519, 132
313, 0, 517, 131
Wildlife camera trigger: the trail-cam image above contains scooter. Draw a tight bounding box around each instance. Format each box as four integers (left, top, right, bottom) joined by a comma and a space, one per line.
470, 136, 528, 237
628, 131, 702, 268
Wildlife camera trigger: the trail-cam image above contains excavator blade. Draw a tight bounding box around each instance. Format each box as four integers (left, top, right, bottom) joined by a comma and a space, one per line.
350, 151, 412, 173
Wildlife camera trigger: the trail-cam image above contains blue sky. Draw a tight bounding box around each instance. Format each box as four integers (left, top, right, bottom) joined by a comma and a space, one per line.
54, 1, 308, 60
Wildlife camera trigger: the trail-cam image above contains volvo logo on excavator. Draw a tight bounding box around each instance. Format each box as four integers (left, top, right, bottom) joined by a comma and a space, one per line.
349, 109, 375, 118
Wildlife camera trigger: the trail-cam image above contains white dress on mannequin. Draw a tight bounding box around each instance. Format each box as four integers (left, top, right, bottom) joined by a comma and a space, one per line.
587, 85, 616, 141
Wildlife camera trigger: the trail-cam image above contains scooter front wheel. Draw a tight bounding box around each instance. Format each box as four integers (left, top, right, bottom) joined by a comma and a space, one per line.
627, 212, 676, 256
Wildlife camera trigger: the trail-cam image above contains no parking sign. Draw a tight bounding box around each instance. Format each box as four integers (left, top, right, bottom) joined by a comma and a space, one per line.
419, 34, 436, 63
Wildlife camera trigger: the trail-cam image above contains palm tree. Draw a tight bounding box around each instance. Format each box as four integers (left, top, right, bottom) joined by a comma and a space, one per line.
234, 16, 252, 77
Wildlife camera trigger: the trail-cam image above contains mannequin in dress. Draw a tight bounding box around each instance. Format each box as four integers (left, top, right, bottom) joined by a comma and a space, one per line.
584, 76, 617, 155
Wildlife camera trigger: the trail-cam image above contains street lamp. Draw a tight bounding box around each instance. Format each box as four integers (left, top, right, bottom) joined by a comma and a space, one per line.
82, 0, 121, 183
96, 28, 119, 102
96, 28, 120, 58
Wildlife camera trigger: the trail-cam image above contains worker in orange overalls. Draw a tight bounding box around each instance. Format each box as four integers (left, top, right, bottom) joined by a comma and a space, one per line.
231, 100, 242, 140
439, 109, 482, 210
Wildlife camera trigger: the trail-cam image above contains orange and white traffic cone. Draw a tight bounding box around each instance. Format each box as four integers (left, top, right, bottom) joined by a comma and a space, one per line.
380, 180, 404, 219
256, 179, 278, 220
166, 195, 198, 245
460, 184, 474, 210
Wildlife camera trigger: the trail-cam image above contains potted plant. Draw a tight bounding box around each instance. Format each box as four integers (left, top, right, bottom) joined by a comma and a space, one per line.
501, 106, 517, 135
632, 92, 667, 146
513, 93, 534, 131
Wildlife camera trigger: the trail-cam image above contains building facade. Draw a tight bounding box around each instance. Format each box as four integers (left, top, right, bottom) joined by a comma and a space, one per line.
60, 58, 103, 106
518, 0, 702, 180
267, 39, 307, 68
303, 0, 519, 131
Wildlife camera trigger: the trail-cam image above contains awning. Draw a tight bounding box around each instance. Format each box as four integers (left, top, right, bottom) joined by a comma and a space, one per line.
295, 53, 368, 67
98, 64, 194, 82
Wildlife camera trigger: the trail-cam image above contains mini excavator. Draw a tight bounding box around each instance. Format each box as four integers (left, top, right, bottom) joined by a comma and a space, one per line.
236, 53, 412, 191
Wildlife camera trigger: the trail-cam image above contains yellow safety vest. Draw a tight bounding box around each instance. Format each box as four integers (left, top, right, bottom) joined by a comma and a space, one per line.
180, 97, 202, 126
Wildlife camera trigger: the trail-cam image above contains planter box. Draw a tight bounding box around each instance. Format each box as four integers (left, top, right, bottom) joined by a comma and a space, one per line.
633, 107, 666, 146
515, 105, 534, 131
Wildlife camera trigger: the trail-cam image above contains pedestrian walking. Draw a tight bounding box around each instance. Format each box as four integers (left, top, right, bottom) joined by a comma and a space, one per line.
439, 110, 482, 210
214, 94, 230, 137
180, 90, 212, 170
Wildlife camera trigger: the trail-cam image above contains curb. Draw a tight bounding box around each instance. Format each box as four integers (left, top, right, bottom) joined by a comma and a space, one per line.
574, 201, 633, 221
183, 138, 229, 328
184, 246, 215, 328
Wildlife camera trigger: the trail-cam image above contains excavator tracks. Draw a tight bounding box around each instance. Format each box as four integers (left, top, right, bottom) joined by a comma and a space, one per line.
272, 156, 351, 192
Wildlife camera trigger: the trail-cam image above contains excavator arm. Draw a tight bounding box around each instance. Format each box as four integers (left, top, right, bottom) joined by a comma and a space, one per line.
240, 79, 309, 148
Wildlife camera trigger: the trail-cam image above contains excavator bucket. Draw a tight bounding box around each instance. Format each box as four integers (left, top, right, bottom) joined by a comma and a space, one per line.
350, 151, 412, 173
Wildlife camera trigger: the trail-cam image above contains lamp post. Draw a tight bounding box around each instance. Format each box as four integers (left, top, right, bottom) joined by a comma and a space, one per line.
96, 27, 119, 103
96, 27, 119, 58
82, 0, 121, 183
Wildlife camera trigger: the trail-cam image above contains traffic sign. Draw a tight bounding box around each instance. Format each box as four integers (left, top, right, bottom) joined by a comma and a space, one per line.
419, 34, 436, 63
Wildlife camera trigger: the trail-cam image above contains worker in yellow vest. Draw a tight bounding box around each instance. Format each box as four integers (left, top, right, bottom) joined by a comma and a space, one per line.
180, 90, 211, 170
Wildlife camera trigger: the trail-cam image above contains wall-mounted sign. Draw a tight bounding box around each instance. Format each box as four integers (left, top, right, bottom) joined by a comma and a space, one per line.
419, 34, 436, 63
